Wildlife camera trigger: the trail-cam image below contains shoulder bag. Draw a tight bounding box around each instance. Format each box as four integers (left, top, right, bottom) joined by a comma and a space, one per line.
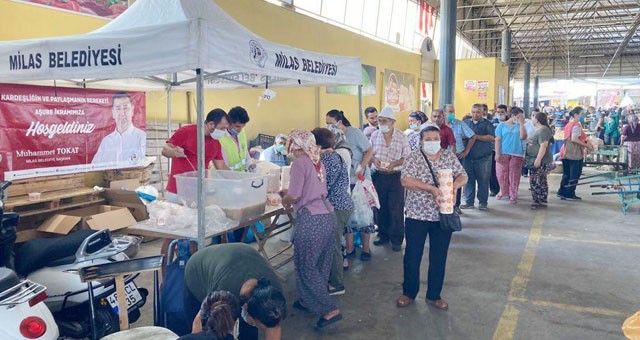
420, 152, 462, 232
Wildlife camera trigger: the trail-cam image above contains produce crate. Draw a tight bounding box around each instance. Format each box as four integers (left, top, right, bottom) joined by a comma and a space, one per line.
251, 133, 276, 150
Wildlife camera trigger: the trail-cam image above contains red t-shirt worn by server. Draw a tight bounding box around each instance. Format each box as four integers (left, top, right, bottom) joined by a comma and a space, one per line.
438, 124, 456, 150
166, 124, 223, 194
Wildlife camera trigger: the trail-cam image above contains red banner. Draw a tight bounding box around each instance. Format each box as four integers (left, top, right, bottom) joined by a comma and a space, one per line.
0, 83, 146, 181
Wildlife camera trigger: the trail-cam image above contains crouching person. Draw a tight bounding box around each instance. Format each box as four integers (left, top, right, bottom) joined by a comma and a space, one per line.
184, 244, 287, 340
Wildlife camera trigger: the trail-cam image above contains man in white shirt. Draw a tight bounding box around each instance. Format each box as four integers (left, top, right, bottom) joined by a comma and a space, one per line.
91, 92, 146, 166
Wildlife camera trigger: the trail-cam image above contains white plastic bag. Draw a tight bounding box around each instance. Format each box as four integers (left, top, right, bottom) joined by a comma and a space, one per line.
347, 177, 380, 229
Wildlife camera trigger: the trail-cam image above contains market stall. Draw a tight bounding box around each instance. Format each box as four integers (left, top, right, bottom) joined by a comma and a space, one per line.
0, 0, 363, 248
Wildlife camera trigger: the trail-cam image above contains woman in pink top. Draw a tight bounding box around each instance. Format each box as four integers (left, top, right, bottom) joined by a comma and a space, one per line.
280, 129, 342, 329
557, 107, 594, 200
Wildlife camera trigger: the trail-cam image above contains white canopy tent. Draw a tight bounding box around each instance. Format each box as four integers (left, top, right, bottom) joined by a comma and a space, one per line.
0, 0, 363, 247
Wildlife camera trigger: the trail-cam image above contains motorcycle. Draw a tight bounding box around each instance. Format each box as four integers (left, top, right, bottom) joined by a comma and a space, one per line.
0, 181, 59, 340
15, 228, 149, 339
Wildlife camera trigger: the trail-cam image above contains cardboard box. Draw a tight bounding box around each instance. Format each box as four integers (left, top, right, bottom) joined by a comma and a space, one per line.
104, 189, 149, 222
108, 179, 141, 191
37, 205, 137, 234
38, 214, 82, 235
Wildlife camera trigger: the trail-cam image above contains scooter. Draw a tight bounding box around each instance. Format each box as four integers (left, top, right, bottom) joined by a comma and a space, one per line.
0, 181, 59, 340
14, 228, 149, 339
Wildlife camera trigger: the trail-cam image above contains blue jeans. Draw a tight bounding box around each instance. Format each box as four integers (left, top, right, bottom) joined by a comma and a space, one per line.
463, 155, 492, 206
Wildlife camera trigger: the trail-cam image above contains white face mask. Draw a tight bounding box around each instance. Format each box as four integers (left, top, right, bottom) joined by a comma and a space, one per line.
409, 123, 419, 131
422, 141, 441, 155
497, 114, 506, 121
379, 125, 390, 133
210, 129, 225, 140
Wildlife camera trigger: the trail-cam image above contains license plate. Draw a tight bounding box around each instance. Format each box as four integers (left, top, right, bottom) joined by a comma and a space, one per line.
106, 282, 142, 312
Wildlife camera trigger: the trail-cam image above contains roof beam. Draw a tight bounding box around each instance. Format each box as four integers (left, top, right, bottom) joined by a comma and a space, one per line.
602, 11, 640, 77
486, 0, 529, 62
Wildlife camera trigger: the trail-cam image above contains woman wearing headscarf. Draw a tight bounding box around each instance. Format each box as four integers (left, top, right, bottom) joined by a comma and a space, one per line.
326, 124, 353, 185
406, 111, 428, 152
280, 129, 342, 329
621, 114, 640, 169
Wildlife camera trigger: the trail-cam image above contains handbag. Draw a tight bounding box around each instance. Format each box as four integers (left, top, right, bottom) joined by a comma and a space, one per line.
420, 152, 462, 232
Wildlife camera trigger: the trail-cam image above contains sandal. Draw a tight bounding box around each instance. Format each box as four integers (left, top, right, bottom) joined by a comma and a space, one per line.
495, 193, 504, 200
509, 199, 518, 204
345, 249, 356, 258
396, 295, 414, 308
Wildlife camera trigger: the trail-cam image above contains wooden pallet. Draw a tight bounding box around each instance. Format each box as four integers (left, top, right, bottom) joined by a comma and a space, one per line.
5, 188, 104, 215
6, 173, 85, 198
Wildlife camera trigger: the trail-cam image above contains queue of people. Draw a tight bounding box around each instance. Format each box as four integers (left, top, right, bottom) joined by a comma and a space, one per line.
162, 102, 638, 340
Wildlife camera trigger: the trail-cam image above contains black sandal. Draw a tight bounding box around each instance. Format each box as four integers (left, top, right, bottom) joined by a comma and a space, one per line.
315, 313, 343, 329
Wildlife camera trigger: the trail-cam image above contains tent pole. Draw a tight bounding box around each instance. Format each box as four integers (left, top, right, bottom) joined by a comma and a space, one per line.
358, 85, 363, 128
167, 86, 172, 138
161, 85, 172, 197
196, 69, 205, 249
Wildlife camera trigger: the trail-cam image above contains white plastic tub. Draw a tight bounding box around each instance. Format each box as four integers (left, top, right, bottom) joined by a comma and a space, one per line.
175, 170, 267, 221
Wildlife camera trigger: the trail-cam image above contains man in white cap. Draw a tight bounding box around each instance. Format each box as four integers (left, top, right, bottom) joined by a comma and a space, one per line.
370, 107, 410, 252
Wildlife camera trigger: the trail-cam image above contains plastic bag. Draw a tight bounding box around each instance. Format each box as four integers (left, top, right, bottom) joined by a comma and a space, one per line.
347, 176, 380, 229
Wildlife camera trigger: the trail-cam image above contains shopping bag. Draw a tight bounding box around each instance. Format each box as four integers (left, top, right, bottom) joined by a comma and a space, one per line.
356, 175, 380, 209
347, 176, 380, 229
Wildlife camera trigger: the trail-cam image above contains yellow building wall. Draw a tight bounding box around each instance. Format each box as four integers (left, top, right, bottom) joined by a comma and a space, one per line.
1, 0, 422, 139
0, 1, 107, 39
434, 57, 509, 118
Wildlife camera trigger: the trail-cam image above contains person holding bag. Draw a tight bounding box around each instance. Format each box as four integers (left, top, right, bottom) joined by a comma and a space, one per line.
557, 107, 594, 200
525, 112, 554, 209
396, 126, 467, 310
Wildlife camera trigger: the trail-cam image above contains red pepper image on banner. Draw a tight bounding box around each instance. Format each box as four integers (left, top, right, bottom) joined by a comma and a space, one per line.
0, 83, 146, 181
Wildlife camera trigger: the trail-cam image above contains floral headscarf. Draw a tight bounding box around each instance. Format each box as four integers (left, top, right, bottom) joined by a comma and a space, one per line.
287, 129, 324, 182
363, 126, 377, 139
326, 124, 347, 148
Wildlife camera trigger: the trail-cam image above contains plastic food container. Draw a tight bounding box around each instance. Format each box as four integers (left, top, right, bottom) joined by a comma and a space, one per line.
175, 170, 267, 221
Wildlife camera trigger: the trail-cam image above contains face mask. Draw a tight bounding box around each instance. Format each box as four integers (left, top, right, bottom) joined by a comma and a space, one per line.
497, 115, 506, 121
228, 128, 240, 136
446, 113, 455, 122
210, 129, 225, 140
409, 123, 419, 131
379, 125, 390, 133
422, 141, 441, 155
275, 144, 285, 153
579, 115, 586, 123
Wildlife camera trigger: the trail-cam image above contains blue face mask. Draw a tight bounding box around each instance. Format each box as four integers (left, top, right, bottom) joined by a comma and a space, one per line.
228, 128, 240, 136
275, 144, 285, 153
446, 113, 455, 122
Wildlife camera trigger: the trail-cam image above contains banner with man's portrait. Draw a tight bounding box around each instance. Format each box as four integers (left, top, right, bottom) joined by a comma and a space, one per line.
0, 83, 146, 181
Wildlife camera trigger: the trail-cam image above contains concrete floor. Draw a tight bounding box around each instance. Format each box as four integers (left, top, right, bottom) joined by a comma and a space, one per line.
132, 169, 640, 340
